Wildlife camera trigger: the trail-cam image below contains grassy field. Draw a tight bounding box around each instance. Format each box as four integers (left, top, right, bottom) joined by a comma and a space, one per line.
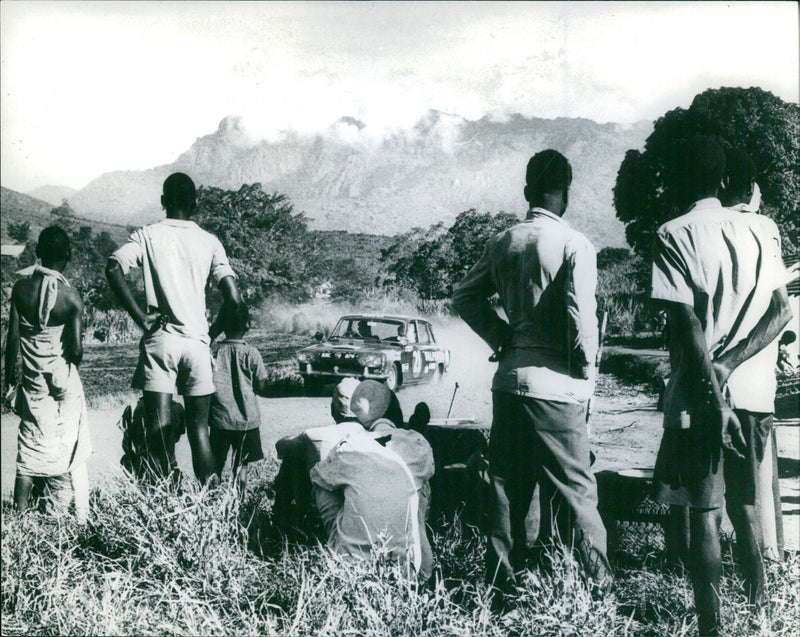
2, 461, 799, 636
77, 331, 311, 406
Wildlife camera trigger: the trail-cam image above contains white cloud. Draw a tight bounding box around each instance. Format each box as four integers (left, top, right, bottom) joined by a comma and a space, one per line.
1, 1, 797, 192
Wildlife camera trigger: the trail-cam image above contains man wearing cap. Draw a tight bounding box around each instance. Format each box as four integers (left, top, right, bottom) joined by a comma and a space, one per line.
453, 150, 611, 600
273, 378, 364, 529
310, 380, 435, 580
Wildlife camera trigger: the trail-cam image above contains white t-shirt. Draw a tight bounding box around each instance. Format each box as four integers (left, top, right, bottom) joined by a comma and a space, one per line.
110, 219, 236, 341
651, 198, 793, 422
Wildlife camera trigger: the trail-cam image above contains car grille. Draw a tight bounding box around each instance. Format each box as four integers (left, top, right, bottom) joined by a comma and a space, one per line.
314, 351, 364, 374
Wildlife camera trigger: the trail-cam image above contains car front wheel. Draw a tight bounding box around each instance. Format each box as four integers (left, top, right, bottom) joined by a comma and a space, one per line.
385, 364, 400, 392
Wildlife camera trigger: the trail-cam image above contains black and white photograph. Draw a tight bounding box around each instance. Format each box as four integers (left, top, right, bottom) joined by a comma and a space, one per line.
1, 1, 798, 635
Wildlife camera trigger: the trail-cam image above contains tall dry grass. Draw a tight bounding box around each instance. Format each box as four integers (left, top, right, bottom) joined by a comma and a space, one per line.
3, 461, 798, 636
83, 309, 140, 345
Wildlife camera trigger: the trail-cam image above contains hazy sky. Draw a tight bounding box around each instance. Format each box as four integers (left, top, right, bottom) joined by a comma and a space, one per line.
1, 1, 797, 192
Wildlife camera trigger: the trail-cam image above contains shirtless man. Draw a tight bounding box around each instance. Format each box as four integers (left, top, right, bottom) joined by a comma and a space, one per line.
4, 226, 92, 520
106, 173, 241, 484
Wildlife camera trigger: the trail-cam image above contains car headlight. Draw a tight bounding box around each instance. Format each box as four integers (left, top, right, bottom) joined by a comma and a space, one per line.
357, 353, 384, 367
297, 352, 311, 363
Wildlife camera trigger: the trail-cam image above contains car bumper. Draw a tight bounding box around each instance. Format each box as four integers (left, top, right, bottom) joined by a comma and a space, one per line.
300, 365, 389, 382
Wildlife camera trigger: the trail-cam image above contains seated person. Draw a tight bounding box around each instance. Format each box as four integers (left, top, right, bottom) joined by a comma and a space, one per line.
358, 320, 373, 339
777, 331, 798, 376
311, 380, 435, 579
273, 378, 363, 529
386, 324, 406, 343
118, 398, 186, 481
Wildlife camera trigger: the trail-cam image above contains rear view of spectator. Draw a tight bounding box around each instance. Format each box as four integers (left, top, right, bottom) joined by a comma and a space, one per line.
209, 303, 270, 496
4, 226, 92, 521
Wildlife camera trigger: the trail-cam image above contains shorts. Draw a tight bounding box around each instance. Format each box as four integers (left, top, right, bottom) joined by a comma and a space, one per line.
133, 329, 214, 396
210, 427, 264, 469
653, 409, 770, 509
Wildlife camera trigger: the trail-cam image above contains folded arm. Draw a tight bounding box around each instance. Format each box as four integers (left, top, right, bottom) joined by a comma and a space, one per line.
714, 287, 793, 386
452, 240, 511, 354
668, 301, 746, 457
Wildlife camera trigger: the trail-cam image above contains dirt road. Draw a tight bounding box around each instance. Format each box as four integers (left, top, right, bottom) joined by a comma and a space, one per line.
3, 377, 797, 551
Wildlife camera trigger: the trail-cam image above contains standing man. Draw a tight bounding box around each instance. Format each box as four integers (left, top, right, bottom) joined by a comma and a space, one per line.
106, 172, 241, 484
721, 146, 788, 560
453, 150, 610, 603
651, 137, 792, 635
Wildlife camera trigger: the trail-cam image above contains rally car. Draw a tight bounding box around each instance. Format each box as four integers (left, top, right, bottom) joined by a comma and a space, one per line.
296, 314, 450, 391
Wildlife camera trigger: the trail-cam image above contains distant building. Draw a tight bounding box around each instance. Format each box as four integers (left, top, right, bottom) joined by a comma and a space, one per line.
1, 244, 25, 258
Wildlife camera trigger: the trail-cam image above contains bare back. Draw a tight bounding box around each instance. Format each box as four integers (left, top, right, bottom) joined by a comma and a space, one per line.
13, 275, 82, 328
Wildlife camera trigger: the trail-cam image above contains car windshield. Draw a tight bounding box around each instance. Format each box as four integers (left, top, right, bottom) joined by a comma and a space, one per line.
330, 318, 405, 341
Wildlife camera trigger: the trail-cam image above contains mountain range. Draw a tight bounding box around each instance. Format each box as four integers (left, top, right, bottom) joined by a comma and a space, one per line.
27, 185, 77, 206
62, 111, 650, 248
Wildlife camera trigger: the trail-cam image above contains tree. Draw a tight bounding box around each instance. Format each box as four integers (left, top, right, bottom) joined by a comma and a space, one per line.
7, 221, 30, 243
383, 209, 519, 299
596, 247, 634, 270
195, 184, 321, 303
614, 87, 799, 255
50, 199, 77, 231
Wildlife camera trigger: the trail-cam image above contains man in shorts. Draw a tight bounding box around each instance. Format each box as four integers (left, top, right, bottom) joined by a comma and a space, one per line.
651, 137, 793, 635
106, 172, 241, 484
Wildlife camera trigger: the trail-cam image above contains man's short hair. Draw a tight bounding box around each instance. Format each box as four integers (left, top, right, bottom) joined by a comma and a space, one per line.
724, 148, 757, 198
35, 226, 71, 262
162, 172, 197, 211
526, 150, 572, 196
674, 136, 726, 199
225, 302, 249, 335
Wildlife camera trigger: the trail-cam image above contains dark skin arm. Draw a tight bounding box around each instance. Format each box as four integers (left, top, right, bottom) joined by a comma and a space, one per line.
669, 302, 747, 458
3, 291, 20, 390
713, 287, 792, 386
62, 289, 85, 366
105, 259, 159, 332
208, 276, 242, 341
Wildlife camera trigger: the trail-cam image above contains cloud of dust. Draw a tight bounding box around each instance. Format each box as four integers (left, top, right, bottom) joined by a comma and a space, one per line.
431, 317, 496, 391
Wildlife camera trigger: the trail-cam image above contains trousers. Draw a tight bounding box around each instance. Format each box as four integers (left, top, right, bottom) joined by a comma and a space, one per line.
486, 392, 611, 591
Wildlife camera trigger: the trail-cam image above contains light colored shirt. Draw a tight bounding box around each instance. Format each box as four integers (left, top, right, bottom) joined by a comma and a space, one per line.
110, 219, 236, 341
453, 207, 598, 403
651, 198, 793, 423
302, 421, 365, 466
310, 432, 422, 573
209, 340, 269, 431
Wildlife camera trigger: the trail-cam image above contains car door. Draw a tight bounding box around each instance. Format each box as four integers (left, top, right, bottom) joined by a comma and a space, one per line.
398, 320, 423, 382
415, 320, 441, 379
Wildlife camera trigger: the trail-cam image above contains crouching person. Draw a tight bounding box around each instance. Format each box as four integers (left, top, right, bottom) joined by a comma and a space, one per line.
4, 227, 92, 522
309, 380, 435, 580
273, 377, 364, 530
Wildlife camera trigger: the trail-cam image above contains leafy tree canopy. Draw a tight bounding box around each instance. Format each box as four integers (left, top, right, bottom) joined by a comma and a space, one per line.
7, 221, 30, 243
382, 209, 519, 299
195, 184, 321, 303
614, 87, 799, 255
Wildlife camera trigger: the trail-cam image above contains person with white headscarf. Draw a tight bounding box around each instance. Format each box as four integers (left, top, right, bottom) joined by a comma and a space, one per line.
4, 226, 92, 521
